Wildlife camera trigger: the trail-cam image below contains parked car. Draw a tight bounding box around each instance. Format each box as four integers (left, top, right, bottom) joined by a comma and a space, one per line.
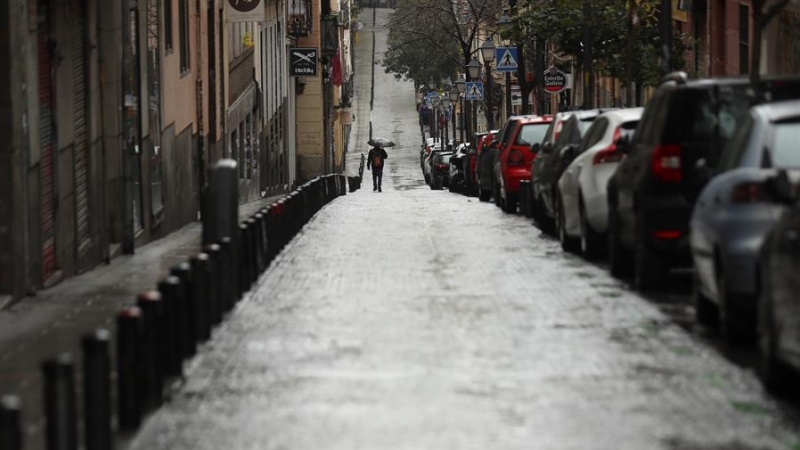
423, 143, 443, 184
532, 110, 610, 234
607, 71, 800, 290
556, 108, 643, 257
464, 132, 488, 196
757, 169, 800, 392
494, 115, 553, 213
691, 100, 800, 343
430, 147, 456, 190
449, 143, 469, 192
528, 112, 573, 231
476, 130, 500, 201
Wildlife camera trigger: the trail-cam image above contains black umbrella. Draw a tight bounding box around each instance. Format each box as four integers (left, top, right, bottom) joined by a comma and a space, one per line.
368, 138, 395, 148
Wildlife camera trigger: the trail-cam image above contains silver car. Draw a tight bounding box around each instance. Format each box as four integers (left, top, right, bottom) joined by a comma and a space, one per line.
690, 100, 800, 344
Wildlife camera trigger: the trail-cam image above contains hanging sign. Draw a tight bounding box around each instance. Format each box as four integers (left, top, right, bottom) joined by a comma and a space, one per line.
543, 66, 568, 94
290, 48, 318, 76
226, 0, 265, 23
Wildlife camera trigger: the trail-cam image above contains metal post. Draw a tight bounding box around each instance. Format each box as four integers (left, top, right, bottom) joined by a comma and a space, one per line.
156, 277, 183, 377
82, 329, 112, 450
660, 0, 672, 74
190, 253, 211, 343
203, 244, 223, 325
117, 306, 143, 430
536, 37, 546, 115
0, 396, 23, 450
505, 72, 512, 119
582, 0, 594, 109
485, 61, 494, 130
170, 263, 195, 358
218, 237, 236, 312
135, 291, 163, 408
42, 354, 78, 450
459, 97, 464, 143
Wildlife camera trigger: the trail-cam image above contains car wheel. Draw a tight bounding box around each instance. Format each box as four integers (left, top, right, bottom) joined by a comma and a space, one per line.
758, 275, 791, 394
478, 183, 491, 202
717, 263, 753, 344
503, 193, 517, 214
634, 240, 666, 290
608, 208, 632, 279
693, 272, 717, 326
579, 200, 604, 260
532, 188, 555, 234
494, 182, 503, 207
557, 194, 579, 253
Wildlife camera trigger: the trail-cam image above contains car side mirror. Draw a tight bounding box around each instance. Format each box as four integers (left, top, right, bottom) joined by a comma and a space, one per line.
541, 144, 553, 154
765, 169, 798, 204
559, 144, 578, 159
530, 143, 541, 153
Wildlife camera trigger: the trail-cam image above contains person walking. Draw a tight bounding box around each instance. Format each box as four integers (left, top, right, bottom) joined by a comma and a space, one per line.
367, 146, 388, 192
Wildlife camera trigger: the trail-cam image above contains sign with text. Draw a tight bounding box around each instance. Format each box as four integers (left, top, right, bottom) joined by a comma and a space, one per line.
226, 0, 265, 22
290, 48, 318, 76
543, 67, 568, 94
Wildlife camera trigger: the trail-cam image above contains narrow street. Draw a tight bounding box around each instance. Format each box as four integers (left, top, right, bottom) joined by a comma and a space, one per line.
125, 9, 800, 450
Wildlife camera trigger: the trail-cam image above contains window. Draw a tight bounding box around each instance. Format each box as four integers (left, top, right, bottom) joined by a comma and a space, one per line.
516, 123, 549, 147
179, 0, 189, 72
739, 4, 749, 74
164, 0, 173, 51
770, 121, 800, 168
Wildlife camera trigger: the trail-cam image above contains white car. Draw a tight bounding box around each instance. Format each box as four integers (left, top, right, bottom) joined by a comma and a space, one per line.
556, 108, 643, 258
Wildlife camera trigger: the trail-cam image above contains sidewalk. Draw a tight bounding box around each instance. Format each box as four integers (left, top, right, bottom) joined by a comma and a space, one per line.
0, 195, 279, 450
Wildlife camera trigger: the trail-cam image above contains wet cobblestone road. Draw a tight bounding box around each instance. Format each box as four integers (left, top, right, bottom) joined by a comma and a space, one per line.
126, 9, 800, 450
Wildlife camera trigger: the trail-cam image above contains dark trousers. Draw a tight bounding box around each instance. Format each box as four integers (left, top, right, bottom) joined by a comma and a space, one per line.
372, 168, 383, 190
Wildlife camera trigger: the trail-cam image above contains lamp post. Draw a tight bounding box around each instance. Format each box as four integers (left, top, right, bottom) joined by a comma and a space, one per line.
455, 75, 466, 143
432, 94, 440, 143
449, 89, 458, 143
442, 95, 451, 146
498, 11, 513, 120
467, 59, 481, 134
480, 39, 496, 130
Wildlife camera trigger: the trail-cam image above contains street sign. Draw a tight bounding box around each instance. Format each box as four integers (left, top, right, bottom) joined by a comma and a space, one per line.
289, 48, 317, 76
543, 66, 568, 94
465, 82, 484, 101
510, 84, 522, 106
226, 0, 265, 23
495, 47, 519, 73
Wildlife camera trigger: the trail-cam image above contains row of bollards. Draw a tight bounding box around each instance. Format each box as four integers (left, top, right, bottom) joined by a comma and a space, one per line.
0, 173, 348, 450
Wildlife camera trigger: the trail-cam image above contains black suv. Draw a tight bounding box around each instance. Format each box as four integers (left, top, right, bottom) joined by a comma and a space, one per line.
531, 109, 611, 233
607, 72, 800, 289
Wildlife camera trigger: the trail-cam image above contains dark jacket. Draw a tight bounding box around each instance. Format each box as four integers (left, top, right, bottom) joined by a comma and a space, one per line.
367, 148, 388, 171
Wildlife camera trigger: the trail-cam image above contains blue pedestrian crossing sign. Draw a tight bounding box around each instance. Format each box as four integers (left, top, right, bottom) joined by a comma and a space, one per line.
495, 47, 519, 72
465, 82, 484, 101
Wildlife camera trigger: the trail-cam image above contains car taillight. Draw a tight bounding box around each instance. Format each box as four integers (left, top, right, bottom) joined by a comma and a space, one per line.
653, 230, 682, 240
508, 149, 524, 166
732, 182, 767, 203
435, 163, 448, 170
651, 144, 682, 182
593, 127, 623, 165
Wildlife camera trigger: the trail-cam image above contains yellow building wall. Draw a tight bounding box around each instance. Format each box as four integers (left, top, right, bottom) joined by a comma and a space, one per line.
295, 13, 324, 181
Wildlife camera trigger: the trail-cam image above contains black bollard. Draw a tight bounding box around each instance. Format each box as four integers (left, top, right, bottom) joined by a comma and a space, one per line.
117, 306, 143, 430
190, 253, 211, 343
238, 223, 250, 293
157, 277, 183, 378
82, 329, 113, 450
253, 213, 265, 273
0, 395, 23, 450
245, 218, 258, 284
41, 353, 78, 450
136, 291, 164, 408
170, 263, 196, 358
203, 244, 223, 325
276, 199, 287, 250
219, 237, 237, 310
264, 206, 276, 265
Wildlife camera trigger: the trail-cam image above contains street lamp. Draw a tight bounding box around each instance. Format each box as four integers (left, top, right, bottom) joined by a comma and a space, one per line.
497, 11, 513, 35
448, 90, 458, 143
467, 59, 481, 80
480, 39, 496, 130
442, 96, 451, 145
432, 94, 440, 142
455, 75, 466, 143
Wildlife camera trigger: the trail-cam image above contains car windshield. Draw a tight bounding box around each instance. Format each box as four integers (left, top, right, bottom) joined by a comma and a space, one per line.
771, 121, 800, 168
579, 119, 595, 134
516, 123, 549, 146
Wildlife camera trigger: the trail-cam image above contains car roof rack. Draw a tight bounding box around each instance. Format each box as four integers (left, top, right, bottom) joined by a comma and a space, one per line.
659, 71, 688, 86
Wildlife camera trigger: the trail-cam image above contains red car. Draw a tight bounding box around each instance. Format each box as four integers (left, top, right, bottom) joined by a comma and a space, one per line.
494, 115, 553, 213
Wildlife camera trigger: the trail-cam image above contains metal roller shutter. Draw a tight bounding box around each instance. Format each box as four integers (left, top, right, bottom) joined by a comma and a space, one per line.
72, 0, 91, 256
38, 0, 57, 282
